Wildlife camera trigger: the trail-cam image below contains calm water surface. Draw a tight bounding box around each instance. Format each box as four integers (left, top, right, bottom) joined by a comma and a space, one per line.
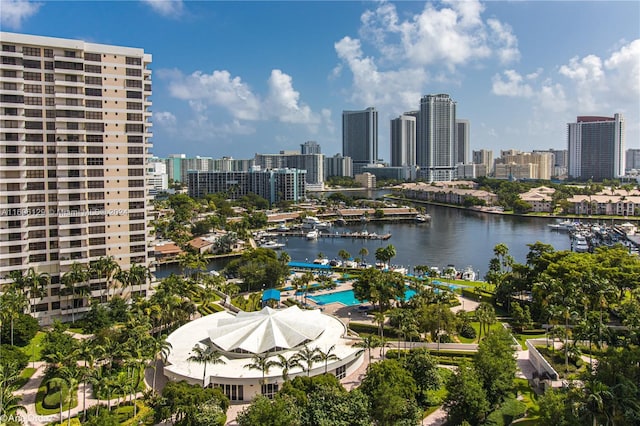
155, 204, 571, 279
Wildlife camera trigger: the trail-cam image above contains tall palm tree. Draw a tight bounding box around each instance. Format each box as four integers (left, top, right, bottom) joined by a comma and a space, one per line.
91, 256, 120, 302
292, 345, 321, 376
270, 354, 301, 382
0, 289, 27, 346
338, 249, 351, 263
187, 343, 226, 387
316, 345, 340, 374
127, 263, 152, 299
354, 334, 383, 363
62, 262, 89, 323
47, 374, 73, 425
359, 247, 369, 265
149, 334, 172, 392
244, 353, 276, 385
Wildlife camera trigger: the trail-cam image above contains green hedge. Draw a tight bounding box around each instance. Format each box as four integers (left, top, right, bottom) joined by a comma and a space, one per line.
349, 322, 400, 338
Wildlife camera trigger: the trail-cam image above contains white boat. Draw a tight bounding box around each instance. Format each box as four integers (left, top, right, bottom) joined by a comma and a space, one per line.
259, 240, 285, 249
573, 234, 589, 252
548, 219, 577, 232
415, 214, 430, 223
277, 223, 290, 232
306, 229, 319, 240
461, 266, 476, 281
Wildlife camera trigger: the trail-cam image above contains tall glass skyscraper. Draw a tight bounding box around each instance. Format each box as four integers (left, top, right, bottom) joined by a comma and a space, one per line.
342, 107, 378, 175
568, 114, 625, 181
417, 94, 457, 182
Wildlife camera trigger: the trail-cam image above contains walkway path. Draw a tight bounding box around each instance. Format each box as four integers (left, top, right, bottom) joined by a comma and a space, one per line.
13, 361, 146, 426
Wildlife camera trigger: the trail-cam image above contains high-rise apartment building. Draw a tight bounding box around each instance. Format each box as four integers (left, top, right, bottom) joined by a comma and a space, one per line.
456, 119, 470, 164
568, 114, 625, 181
187, 168, 306, 204
390, 114, 416, 168
342, 107, 378, 175
495, 150, 553, 180
626, 148, 640, 171
0, 32, 154, 323
254, 152, 324, 189
417, 94, 457, 182
301, 141, 321, 155
472, 149, 494, 175
324, 154, 352, 180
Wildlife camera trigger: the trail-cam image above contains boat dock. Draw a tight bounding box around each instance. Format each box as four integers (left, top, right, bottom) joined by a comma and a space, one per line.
276, 230, 392, 240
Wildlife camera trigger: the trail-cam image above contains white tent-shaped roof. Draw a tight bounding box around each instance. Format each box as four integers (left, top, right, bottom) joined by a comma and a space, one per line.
207, 306, 329, 354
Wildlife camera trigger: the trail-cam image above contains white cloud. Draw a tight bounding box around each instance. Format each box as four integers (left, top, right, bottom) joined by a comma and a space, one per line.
265, 70, 318, 124
0, 0, 41, 29
154, 111, 177, 128
559, 54, 604, 83
334, 36, 427, 110
491, 70, 533, 97
140, 0, 183, 17
334, 1, 520, 115
604, 39, 640, 102
159, 67, 324, 142
167, 69, 261, 120
487, 19, 520, 64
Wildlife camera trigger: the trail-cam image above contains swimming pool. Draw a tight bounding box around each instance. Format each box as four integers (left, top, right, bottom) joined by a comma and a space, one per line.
308, 289, 417, 306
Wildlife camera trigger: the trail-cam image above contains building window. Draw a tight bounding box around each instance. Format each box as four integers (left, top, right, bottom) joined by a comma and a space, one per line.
22, 46, 41, 57
335, 365, 347, 379
84, 52, 101, 62
261, 384, 279, 399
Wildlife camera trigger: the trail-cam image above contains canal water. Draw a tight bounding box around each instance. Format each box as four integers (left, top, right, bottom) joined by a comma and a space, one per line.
155, 204, 572, 280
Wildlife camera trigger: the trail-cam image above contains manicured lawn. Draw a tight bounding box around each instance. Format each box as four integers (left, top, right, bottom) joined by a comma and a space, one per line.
457, 321, 504, 344
21, 331, 46, 362
15, 367, 36, 389
36, 380, 78, 416
513, 331, 547, 350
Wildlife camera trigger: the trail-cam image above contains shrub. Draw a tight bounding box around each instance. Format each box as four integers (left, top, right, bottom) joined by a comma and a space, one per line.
0, 344, 29, 370
460, 324, 476, 339
0, 313, 39, 346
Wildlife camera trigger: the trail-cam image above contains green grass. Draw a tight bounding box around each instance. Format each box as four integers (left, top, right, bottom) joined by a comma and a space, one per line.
457, 321, 504, 344
15, 367, 36, 389
511, 378, 541, 423
36, 380, 79, 416
513, 331, 547, 350
21, 331, 46, 362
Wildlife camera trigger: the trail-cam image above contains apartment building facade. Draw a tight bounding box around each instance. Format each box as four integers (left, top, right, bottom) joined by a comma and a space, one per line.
0, 32, 154, 323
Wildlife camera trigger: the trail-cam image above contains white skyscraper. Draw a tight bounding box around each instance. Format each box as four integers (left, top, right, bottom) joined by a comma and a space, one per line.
417, 94, 457, 182
568, 114, 625, 180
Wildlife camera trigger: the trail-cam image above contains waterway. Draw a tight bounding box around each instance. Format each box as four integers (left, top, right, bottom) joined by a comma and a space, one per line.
155, 204, 572, 280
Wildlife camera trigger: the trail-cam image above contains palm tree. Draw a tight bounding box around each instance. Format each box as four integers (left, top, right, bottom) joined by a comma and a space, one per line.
91, 256, 120, 302
47, 375, 72, 425
359, 247, 369, 265
0, 361, 24, 417
127, 263, 151, 299
244, 353, 276, 385
354, 334, 383, 363
270, 354, 301, 382
338, 249, 351, 263
62, 262, 89, 323
0, 289, 27, 346
316, 345, 340, 374
149, 334, 172, 392
187, 343, 226, 387
292, 345, 321, 376
475, 302, 496, 340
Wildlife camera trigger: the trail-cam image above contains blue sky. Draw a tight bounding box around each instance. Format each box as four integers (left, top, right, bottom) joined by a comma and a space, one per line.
2, 0, 639, 161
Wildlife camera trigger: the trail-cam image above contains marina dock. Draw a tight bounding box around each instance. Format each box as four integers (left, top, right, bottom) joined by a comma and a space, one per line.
275, 230, 392, 240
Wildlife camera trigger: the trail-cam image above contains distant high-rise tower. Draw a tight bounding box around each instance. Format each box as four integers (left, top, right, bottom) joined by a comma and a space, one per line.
568, 114, 625, 181
473, 149, 494, 175
417, 94, 457, 181
390, 114, 416, 167
456, 119, 470, 164
301, 141, 321, 155
626, 149, 640, 171
342, 107, 378, 175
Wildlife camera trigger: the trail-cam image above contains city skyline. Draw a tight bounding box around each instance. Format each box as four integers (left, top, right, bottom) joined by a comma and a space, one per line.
2, 0, 639, 160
